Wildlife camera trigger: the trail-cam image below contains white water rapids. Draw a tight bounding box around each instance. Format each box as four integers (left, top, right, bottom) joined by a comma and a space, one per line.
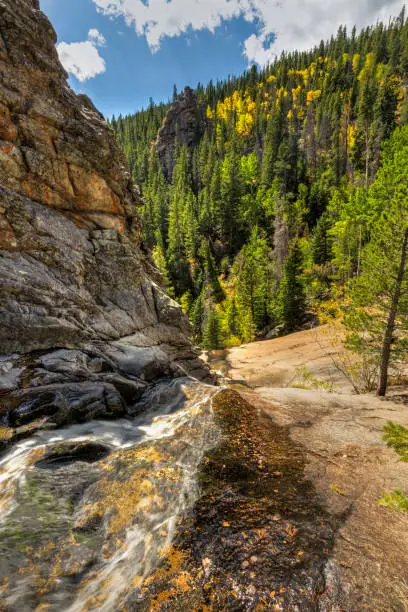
0, 378, 221, 611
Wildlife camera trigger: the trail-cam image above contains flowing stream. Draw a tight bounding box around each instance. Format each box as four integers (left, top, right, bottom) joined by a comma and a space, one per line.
0, 378, 221, 610
0, 378, 340, 610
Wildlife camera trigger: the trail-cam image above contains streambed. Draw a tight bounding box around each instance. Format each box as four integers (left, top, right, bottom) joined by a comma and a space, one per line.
0, 380, 340, 610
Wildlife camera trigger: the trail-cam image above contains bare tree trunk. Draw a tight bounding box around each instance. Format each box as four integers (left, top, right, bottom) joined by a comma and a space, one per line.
377, 229, 408, 396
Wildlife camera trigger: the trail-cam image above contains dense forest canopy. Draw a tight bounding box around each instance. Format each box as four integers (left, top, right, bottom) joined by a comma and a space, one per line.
111, 9, 408, 350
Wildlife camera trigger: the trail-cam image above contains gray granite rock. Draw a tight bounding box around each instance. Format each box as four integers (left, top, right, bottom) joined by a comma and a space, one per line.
0, 0, 212, 441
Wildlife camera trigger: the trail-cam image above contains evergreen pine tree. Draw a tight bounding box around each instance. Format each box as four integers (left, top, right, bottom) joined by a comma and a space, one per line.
279, 241, 306, 331
312, 213, 333, 265
202, 307, 223, 350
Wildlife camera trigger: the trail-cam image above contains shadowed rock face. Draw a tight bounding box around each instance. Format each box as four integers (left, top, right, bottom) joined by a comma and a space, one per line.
0, 0, 210, 440
155, 86, 206, 179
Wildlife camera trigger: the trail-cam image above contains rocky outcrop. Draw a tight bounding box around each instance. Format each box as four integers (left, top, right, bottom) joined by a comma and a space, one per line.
0, 0, 210, 442
155, 86, 205, 179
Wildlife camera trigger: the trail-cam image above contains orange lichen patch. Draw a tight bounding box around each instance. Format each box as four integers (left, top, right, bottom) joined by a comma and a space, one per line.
22, 179, 65, 208
0, 213, 17, 250
150, 588, 177, 610
26, 447, 46, 466
172, 571, 191, 593
81, 443, 182, 536
68, 164, 125, 215
145, 546, 188, 587
0, 106, 17, 142
0, 424, 14, 441
141, 544, 195, 609
83, 579, 113, 610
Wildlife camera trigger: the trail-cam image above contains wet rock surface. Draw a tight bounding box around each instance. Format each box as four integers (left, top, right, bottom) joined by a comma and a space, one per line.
35, 441, 112, 468
0, 383, 347, 611
0, 379, 220, 610
0, 0, 211, 440
132, 390, 342, 611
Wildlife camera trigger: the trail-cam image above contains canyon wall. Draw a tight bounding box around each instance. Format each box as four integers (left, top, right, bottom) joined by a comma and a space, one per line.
0, 0, 210, 441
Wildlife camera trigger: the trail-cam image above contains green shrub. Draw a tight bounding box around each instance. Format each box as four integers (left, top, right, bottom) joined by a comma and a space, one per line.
383, 422, 408, 461
378, 490, 408, 512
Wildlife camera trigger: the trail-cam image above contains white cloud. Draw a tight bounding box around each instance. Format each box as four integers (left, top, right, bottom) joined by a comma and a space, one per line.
88, 28, 107, 46
242, 0, 403, 65
92, 0, 254, 51
91, 0, 402, 65
57, 29, 107, 82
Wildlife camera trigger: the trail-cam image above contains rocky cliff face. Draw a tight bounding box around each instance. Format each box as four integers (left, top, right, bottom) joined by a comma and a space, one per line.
0, 0, 210, 443
155, 86, 205, 179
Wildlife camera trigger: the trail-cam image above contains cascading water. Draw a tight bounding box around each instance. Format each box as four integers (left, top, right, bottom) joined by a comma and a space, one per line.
0, 378, 221, 611
0, 379, 340, 611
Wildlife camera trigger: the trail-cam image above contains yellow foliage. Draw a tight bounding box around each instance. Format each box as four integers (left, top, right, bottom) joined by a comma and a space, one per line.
206, 105, 215, 120
291, 85, 303, 106
212, 90, 257, 137
358, 52, 376, 82
347, 124, 356, 149
236, 112, 254, 137
352, 53, 360, 73
306, 89, 321, 105
376, 63, 386, 82
247, 100, 256, 113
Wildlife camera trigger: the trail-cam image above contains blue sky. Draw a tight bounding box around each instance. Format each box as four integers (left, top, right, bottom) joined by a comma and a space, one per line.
41, 0, 256, 117
41, 0, 402, 119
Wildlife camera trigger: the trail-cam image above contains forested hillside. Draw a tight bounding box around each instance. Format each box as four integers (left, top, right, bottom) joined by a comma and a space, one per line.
112, 10, 408, 351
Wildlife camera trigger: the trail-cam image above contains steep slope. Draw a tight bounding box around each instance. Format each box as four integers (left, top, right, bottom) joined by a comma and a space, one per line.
155, 86, 205, 179
114, 14, 408, 348
0, 0, 210, 443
